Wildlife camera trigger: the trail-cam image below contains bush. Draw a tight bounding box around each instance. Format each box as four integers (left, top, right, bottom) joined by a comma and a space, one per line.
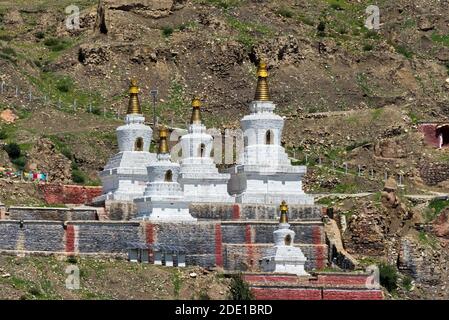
0, 128, 7, 140
378, 263, 398, 293
44, 37, 70, 52
72, 169, 86, 184
162, 26, 174, 37
4, 142, 21, 159
317, 21, 326, 37
12, 156, 26, 170
363, 43, 374, 51
276, 7, 294, 18
401, 275, 413, 291
56, 77, 73, 93
35, 31, 45, 39
228, 273, 254, 300
67, 256, 78, 264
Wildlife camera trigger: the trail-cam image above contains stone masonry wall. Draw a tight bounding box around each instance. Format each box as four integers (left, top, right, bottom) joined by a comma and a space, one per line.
0, 219, 326, 271
186, 203, 322, 221
419, 161, 449, 186
7, 207, 98, 221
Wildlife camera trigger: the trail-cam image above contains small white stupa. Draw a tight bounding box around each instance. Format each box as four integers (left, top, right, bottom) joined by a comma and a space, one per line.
179, 97, 234, 203
134, 127, 196, 222
228, 61, 314, 205
95, 79, 156, 203
260, 201, 308, 276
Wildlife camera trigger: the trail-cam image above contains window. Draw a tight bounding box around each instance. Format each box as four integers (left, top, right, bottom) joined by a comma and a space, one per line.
164, 170, 173, 182
284, 234, 292, 246
134, 137, 144, 151
199, 143, 206, 157
265, 130, 274, 145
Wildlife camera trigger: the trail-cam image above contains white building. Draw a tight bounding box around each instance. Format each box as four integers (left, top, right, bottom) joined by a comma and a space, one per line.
134, 127, 196, 222
229, 62, 314, 205
95, 79, 156, 203
260, 201, 308, 276
179, 98, 234, 203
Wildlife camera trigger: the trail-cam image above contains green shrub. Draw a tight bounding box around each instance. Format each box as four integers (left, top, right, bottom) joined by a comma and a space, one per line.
228, 273, 254, 300
1, 46, 16, 56
378, 263, 398, 293
72, 169, 86, 184
363, 43, 374, 51
317, 21, 326, 37
35, 31, 45, 39
198, 289, 211, 300
395, 45, 413, 59
56, 77, 73, 93
0, 128, 7, 140
4, 142, 21, 159
0, 34, 14, 41
12, 156, 27, 170
276, 7, 294, 18
67, 256, 78, 264
401, 275, 413, 291
162, 26, 174, 37
43, 37, 70, 52
428, 198, 449, 216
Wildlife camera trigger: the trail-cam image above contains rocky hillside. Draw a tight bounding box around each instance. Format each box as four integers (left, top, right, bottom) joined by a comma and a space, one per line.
0, 0, 448, 195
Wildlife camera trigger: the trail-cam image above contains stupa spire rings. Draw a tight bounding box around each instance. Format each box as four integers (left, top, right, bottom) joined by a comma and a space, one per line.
279, 200, 289, 224
254, 60, 271, 101
127, 78, 142, 115
190, 96, 202, 124
158, 126, 169, 154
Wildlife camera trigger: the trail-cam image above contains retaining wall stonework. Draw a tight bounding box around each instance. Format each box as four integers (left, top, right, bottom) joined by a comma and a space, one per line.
0, 220, 326, 271
8, 207, 98, 221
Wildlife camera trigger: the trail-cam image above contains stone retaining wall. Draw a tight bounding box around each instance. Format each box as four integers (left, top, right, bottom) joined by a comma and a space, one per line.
0, 220, 326, 271
7, 207, 98, 221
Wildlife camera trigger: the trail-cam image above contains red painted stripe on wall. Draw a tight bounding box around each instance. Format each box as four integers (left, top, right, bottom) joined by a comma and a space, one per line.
145, 223, 155, 244
323, 289, 384, 300
245, 224, 254, 268
251, 288, 322, 300
215, 224, 223, 267
65, 225, 75, 253
232, 204, 240, 220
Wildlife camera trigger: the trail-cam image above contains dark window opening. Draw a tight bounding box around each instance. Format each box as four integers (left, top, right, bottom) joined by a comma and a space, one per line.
265, 130, 274, 145
164, 170, 173, 182
199, 143, 206, 157
134, 137, 144, 151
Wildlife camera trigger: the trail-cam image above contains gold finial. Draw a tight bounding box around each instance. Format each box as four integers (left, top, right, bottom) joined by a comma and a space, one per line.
254, 60, 271, 101
158, 126, 169, 154
190, 97, 202, 124
127, 78, 142, 114
279, 200, 288, 224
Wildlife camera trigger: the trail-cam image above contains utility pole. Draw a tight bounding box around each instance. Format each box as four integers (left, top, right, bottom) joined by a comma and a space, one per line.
150, 88, 158, 131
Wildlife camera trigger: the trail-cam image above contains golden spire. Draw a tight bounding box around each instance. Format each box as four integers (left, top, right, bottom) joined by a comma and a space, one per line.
254, 60, 271, 101
127, 79, 142, 114
190, 97, 202, 124
158, 126, 169, 154
279, 200, 289, 224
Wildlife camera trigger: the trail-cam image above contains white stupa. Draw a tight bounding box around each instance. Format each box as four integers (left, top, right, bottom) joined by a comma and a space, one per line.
260, 201, 308, 276
95, 79, 156, 203
229, 62, 314, 205
179, 98, 234, 203
134, 127, 196, 222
